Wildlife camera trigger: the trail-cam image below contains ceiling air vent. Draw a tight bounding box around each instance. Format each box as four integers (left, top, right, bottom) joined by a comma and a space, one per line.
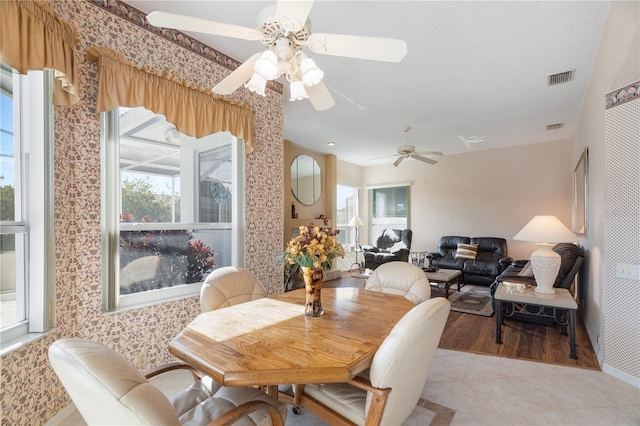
546, 123, 565, 130
548, 70, 575, 86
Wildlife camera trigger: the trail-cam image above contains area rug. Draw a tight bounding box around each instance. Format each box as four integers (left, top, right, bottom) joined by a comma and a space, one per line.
446, 285, 493, 317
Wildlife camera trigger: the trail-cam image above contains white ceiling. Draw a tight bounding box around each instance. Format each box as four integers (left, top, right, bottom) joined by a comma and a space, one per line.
124, 0, 611, 166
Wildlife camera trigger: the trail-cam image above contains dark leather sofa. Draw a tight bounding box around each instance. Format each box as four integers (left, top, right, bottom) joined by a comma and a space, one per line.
489, 243, 585, 324
363, 228, 412, 270
427, 236, 512, 286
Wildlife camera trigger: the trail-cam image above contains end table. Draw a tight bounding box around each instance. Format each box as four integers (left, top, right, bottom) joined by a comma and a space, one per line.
494, 283, 578, 359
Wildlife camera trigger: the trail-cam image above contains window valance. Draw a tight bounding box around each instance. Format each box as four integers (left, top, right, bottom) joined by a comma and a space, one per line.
0, 0, 79, 105
86, 46, 255, 153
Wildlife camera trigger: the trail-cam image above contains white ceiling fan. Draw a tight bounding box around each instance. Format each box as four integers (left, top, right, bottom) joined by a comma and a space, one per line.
370, 127, 443, 167
146, 0, 407, 111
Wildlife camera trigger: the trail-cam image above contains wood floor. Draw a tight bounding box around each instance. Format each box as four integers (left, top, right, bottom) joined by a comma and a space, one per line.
326, 274, 600, 370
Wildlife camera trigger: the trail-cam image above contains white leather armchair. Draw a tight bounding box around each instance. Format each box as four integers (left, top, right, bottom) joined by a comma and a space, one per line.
365, 261, 431, 304
48, 338, 287, 426
292, 297, 450, 425
201, 266, 266, 312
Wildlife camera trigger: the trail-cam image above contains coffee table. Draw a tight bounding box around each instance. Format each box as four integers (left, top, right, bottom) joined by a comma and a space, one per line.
494, 282, 578, 359
422, 268, 462, 299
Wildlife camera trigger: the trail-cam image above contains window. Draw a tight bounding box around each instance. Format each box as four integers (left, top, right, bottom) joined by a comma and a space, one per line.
336, 184, 360, 271
336, 184, 359, 246
102, 107, 245, 311
0, 64, 55, 347
369, 184, 410, 239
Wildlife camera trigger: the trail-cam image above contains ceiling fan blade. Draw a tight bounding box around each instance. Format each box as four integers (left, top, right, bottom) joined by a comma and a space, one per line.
306, 81, 335, 111
411, 154, 438, 165
213, 52, 262, 95
146, 11, 261, 40
367, 154, 399, 161
276, 1, 314, 32
393, 155, 405, 167
416, 151, 444, 157
307, 33, 407, 62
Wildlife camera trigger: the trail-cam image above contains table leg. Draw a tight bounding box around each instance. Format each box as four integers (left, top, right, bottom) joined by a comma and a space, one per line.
495, 299, 503, 344
292, 384, 306, 406
266, 385, 279, 399
444, 281, 450, 299
569, 309, 578, 359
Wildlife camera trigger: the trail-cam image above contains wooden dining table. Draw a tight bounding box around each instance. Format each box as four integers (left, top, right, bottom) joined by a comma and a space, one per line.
168, 287, 415, 398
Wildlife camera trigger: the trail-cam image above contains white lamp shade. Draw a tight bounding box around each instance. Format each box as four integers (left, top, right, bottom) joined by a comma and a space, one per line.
513, 215, 576, 243
301, 57, 324, 86
289, 80, 309, 101
244, 73, 267, 96
253, 50, 279, 80
348, 216, 364, 227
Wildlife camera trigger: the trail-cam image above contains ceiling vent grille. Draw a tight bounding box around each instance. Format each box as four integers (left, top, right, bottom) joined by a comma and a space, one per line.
546, 123, 565, 130
548, 70, 575, 86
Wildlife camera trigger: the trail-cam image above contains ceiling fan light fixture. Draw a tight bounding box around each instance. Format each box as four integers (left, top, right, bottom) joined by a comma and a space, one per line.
289, 80, 309, 101
301, 57, 323, 86
253, 50, 280, 80
245, 73, 267, 96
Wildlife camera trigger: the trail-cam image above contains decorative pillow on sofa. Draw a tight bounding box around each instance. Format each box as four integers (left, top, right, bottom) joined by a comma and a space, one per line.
454, 243, 478, 260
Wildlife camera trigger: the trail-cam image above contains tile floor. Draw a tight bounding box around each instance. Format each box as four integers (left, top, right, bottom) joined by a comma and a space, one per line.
47, 349, 640, 426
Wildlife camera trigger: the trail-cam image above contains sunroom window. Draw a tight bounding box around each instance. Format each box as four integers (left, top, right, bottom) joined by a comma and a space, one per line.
101, 107, 245, 311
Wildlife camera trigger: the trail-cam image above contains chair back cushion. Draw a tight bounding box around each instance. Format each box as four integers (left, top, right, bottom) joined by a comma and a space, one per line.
470, 237, 508, 262
365, 261, 431, 304
553, 243, 585, 288
49, 338, 180, 425
368, 297, 450, 425
437, 236, 470, 258
201, 266, 267, 312
374, 229, 412, 251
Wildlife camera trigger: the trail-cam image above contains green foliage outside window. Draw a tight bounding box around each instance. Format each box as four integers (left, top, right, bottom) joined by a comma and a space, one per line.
122, 177, 175, 222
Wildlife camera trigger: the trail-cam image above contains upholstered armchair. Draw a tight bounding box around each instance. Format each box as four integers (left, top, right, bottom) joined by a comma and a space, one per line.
200, 266, 266, 312
288, 297, 450, 425
365, 261, 431, 304
48, 338, 286, 426
363, 228, 412, 270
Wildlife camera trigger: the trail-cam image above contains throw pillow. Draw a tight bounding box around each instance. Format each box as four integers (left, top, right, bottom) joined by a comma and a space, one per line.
454, 243, 478, 260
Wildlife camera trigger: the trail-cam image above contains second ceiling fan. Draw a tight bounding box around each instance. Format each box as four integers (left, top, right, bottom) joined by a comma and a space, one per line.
370, 127, 443, 167
146, 0, 407, 111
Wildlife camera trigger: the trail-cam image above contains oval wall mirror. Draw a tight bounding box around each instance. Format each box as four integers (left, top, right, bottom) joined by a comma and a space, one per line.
291, 154, 321, 205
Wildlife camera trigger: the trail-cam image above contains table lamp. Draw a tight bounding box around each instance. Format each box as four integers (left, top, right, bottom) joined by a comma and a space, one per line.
513, 215, 576, 294
348, 216, 364, 271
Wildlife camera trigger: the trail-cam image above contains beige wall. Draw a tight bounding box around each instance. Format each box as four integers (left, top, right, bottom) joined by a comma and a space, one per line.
358, 140, 573, 260
572, 0, 639, 381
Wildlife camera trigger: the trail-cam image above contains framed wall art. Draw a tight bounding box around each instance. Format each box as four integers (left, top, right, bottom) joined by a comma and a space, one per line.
573, 147, 589, 238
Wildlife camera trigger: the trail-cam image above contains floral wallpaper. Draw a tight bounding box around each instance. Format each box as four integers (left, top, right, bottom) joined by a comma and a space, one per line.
0, 0, 284, 424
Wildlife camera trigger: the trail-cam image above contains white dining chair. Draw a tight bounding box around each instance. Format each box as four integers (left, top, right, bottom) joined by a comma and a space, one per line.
293, 297, 450, 425
49, 338, 287, 426
365, 260, 431, 304
200, 266, 267, 312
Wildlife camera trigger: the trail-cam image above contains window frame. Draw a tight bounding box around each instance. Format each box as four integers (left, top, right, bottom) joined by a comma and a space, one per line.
367, 182, 411, 239
101, 108, 245, 312
0, 67, 55, 351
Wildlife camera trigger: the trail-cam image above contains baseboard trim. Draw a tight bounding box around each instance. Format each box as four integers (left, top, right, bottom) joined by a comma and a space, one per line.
44, 403, 78, 425
602, 362, 640, 388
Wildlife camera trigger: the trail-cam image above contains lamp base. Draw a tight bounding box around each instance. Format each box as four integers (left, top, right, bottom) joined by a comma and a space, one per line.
530, 244, 560, 295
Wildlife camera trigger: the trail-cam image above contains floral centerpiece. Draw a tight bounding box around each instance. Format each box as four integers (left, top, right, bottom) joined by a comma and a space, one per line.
280, 217, 345, 269
279, 217, 345, 316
